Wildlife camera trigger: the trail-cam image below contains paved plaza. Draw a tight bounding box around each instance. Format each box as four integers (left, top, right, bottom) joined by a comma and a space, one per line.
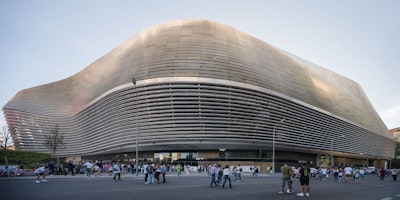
1, 172, 400, 200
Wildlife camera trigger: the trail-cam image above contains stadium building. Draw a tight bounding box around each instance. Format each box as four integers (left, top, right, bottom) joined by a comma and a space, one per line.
3, 19, 395, 170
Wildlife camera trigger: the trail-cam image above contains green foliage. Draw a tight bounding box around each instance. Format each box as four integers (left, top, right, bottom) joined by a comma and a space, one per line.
397, 141, 400, 155
0, 149, 51, 167
390, 141, 400, 169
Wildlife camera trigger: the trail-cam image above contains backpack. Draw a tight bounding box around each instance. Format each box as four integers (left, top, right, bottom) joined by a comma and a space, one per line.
218, 169, 223, 176
147, 166, 153, 173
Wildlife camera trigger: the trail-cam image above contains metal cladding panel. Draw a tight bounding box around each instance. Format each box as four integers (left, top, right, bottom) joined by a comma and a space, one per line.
3, 19, 394, 158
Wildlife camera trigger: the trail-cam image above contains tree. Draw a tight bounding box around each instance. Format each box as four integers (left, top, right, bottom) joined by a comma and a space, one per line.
1, 126, 12, 150
390, 141, 400, 169
44, 125, 64, 157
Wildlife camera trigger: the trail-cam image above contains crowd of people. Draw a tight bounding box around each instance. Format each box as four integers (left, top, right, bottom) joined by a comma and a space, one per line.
4, 159, 400, 196
0, 165, 25, 177
278, 163, 400, 197
28, 161, 245, 185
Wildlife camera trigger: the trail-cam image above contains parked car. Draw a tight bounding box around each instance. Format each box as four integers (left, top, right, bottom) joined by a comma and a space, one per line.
366, 166, 376, 174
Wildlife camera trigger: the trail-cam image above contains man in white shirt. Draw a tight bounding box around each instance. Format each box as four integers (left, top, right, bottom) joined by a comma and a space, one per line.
209, 164, 217, 187
237, 164, 242, 182
344, 165, 353, 183
359, 168, 366, 180
222, 165, 232, 188
84, 161, 93, 176
34, 165, 47, 183
321, 167, 327, 181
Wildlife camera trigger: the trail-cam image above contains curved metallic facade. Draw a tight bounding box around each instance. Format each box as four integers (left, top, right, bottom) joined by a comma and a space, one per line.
3, 19, 395, 161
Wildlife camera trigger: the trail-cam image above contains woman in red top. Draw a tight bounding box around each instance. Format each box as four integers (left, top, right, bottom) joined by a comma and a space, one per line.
379, 168, 386, 181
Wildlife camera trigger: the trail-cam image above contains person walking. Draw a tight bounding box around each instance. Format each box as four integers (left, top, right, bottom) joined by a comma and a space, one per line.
143, 163, 148, 184
344, 165, 353, 183
232, 166, 238, 181
353, 168, 360, 183
185, 164, 190, 175
34, 165, 47, 184
112, 162, 121, 181
237, 164, 242, 182
96, 161, 103, 176
253, 166, 259, 177
84, 161, 93, 177
48, 161, 55, 176
57, 164, 64, 175
338, 167, 344, 182
359, 168, 366, 180
209, 164, 218, 187
333, 168, 339, 180
147, 163, 155, 184
93, 161, 99, 176
321, 167, 327, 181
379, 168, 386, 181
176, 164, 182, 180
279, 162, 293, 194
216, 164, 223, 185
221, 165, 232, 188
155, 164, 161, 184
391, 168, 398, 181
65, 161, 75, 176
103, 163, 110, 176
161, 163, 167, 183
297, 163, 310, 197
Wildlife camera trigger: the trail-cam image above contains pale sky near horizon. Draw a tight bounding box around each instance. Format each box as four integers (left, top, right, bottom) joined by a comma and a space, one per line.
1, 0, 399, 131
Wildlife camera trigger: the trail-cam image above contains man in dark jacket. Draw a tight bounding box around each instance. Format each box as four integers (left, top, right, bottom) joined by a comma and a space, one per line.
65, 161, 75, 176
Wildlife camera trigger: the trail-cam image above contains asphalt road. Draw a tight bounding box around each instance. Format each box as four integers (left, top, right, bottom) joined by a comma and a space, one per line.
1, 173, 399, 200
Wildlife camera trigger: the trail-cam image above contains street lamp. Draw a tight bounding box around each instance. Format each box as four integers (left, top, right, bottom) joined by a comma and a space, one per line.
132, 77, 139, 176
330, 139, 333, 167
272, 118, 285, 174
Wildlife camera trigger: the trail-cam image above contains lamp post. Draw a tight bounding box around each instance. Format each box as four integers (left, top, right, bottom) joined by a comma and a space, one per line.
132, 77, 139, 176
330, 139, 333, 167
272, 118, 285, 174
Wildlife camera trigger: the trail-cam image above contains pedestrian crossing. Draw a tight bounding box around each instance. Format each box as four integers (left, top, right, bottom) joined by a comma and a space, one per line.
380, 194, 400, 200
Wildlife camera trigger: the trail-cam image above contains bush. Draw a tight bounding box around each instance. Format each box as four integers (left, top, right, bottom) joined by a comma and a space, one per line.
0, 149, 51, 167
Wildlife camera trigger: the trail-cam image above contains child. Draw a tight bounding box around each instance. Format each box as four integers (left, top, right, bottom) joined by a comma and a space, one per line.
34, 165, 47, 183
338, 170, 343, 182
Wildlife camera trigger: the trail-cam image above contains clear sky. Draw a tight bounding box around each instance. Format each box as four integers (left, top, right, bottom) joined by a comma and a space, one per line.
1, 0, 399, 129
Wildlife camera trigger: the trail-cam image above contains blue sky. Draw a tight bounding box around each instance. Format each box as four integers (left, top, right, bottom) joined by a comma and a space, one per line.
1, 0, 399, 129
